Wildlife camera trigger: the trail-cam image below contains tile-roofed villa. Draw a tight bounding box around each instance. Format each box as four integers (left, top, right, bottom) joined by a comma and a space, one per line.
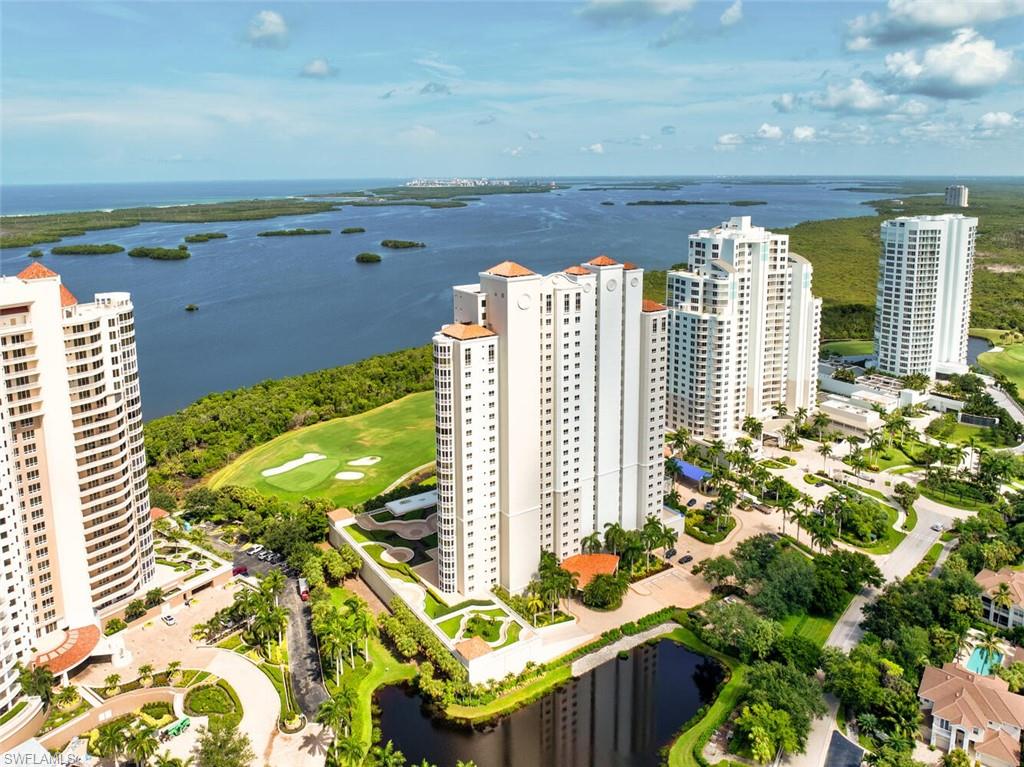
976, 568, 1024, 629
441, 323, 496, 341
919, 662, 1024, 767
560, 553, 619, 589
16, 262, 78, 306
485, 261, 536, 278
587, 255, 618, 267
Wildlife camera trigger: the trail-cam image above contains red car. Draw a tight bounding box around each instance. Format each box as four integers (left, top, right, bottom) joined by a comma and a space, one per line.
232, 565, 248, 576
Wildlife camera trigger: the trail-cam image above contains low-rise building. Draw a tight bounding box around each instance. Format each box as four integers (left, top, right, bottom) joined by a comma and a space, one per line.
918, 663, 1024, 767
976, 568, 1024, 629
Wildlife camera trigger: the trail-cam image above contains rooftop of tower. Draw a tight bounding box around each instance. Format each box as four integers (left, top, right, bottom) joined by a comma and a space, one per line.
587, 255, 618, 266
485, 261, 536, 278
564, 265, 590, 276
441, 322, 496, 340
16, 262, 78, 307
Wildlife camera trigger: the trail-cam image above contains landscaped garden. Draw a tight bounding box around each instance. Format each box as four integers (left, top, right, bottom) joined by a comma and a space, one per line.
207, 390, 436, 507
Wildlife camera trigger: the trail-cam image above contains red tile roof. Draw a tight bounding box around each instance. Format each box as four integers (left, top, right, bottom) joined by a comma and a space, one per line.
587, 255, 618, 267
327, 508, 353, 523
441, 323, 496, 340
622, 262, 640, 271
33, 625, 101, 675
561, 553, 620, 589
59, 285, 78, 307
485, 261, 535, 278
454, 636, 493, 660
17, 263, 59, 280
564, 266, 590, 276
150, 507, 169, 520
642, 299, 668, 313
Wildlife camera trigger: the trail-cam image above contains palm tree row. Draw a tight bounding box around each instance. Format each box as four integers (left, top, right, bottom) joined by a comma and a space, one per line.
311, 594, 377, 685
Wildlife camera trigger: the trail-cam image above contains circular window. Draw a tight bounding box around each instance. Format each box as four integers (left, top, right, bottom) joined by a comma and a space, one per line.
630, 277, 640, 288
606, 279, 618, 292
517, 293, 532, 310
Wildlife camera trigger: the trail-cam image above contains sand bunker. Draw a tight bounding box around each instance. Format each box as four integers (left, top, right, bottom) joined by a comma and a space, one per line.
335, 471, 365, 481
261, 453, 326, 477
348, 456, 382, 467
381, 546, 414, 564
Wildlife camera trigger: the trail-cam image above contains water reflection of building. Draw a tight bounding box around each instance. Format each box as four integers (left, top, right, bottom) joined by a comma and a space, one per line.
538, 640, 659, 766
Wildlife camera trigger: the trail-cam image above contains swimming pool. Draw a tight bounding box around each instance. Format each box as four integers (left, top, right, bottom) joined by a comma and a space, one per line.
966, 646, 1003, 675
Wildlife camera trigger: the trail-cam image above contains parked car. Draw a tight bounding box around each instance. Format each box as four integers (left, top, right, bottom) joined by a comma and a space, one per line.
232, 565, 248, 577
298, 577, 310, 601
161, 614, 176, 626
665, 548, 677, 559
679, 554, 693, 565
686, 498, 697, 507
931, 523, 945, 532
247, 544, 263, 555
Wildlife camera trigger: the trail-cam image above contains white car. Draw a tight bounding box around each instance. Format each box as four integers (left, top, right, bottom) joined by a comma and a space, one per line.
931, 523, 945, 532
247, 544, 264, 554
161, 614, 177, 626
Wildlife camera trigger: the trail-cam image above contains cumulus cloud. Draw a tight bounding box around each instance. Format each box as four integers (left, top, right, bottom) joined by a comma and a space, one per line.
474, 114, 497, 126
792, 126, 817, 142
772, 93, 798, 113
420, 81, 452, 96
525, 130, 545, 141
845, 0, 1024, 49
714, 133, 744, 151
720, 0, 743, 27
247, 10, 287, 48
661, 125, 676, 135
578, 0, 695, 23
809, 78, 899, 114
580, 142, 605, 154
300, 58, 336, 78
974, 110, 1019, 137
756, 123, 783, 140
502, 146, 524, 156
884, 29, 1013, 98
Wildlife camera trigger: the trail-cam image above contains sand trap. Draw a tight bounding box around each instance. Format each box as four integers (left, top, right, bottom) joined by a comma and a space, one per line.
335, 471, 365, 481
381, 546, 414, 564
348, 456, 381, 467
261, 453, 326, 477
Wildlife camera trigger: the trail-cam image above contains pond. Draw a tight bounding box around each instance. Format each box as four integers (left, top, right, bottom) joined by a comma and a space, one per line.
375, 638, 723, 767
967, 335, 992, 366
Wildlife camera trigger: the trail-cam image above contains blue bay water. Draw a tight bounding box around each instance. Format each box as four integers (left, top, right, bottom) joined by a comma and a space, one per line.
0, 177, 888, 419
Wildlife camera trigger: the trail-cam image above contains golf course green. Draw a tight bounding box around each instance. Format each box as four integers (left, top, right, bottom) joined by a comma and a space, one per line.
208, 391, 435, 507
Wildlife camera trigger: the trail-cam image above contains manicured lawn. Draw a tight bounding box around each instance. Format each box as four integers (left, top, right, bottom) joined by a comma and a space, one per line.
918, 482, 998, 513
780, 611, 838, 648
970, 327, 1024, 345
208, 391, 435, 507
945, 421, 1016, 449
821, 339, 873, 357
870, 441, 924, 471
842, 504, 905, 555
902, 502, 918, 532
438, 614, 463, 638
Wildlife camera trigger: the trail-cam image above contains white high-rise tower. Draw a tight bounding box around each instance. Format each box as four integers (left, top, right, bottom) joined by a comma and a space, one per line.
874, 214, 978, 377
666, 216, 822, 443
432, 257, 668, 596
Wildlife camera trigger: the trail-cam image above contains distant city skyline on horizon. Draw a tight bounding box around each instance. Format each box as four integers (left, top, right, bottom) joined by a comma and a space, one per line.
2, 0, 1022, 185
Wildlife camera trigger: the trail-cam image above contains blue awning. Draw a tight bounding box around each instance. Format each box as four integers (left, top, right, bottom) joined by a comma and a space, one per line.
673, 459, 711, 483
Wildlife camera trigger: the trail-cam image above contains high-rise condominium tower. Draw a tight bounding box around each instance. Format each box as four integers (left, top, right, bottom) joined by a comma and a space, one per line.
666, 216, 822, 443
432, 257, 668, 596
944, 185, 969, 208
874, 214, 978, 378
0, 264, 154, 649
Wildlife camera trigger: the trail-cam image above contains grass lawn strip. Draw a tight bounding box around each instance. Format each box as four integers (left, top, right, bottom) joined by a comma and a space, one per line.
208, 391, 435, 507
918, 482, 998, 513
444, 665, 573, 725
821, 339, 873, 356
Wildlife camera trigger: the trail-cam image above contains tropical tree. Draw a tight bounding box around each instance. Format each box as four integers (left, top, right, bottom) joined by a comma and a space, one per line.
526, 592, 545, 625
192, 721, 255, 767
95, 723, 126, 766
372, 741, 406, 767
994, 582, 1015, 613
18, 664, 56, 705
817, 441, 833, 472
318, 687, 358, 760
581, 531, 602, 554
778, 497, 795, 537
714, 485, 738, 532
336, 734, 365, 766
128, 725, 160, 766
978, 627, 1003, 669
54, 686, 79, 709
775, 402, 788, 419
104, 673, 122, 694
811, 412, 830, 441
743, 416, 764, 441
166, 660, 182, 683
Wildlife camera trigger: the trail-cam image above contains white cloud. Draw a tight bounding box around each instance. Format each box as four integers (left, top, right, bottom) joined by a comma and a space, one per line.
580, 143, 605, 154
792, 126, 817, 142
895, 99, 929, 117
974, 110, 1019, 137
772, 93, 798, 113
414, 56, 464, 77
756, 122, 783, 140
809, 78, 898, 114
579, 0, 695, 23
502, 146, 524, 157
397, 125, 438, 145
525, 131, 545, 141
714, 133, 744, 151
884, 29, 1013, 98
720, 0, 743, 27
846, 0, 1024, 49
300, 58, 336, 78
247, 10, 288, 48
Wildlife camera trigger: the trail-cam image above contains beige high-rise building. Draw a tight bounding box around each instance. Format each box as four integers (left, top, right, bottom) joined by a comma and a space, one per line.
432, 257, 668, 596
0, 263, 154, 669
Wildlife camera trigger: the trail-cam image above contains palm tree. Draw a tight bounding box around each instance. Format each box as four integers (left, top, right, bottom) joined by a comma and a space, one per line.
810, 522, 834, 553
104, 673, 121, 694
526, 592, 545, 625
166, 660, 182, 683
817, 441, 833, 472
336, 734, 364, 766
128, 726, 159, 766
794, 406, 809, 427
54, 686, 79, 709
775, 402, 788, 419
320, 620, 347, 684
353, 606, 376, 661
812, 411, 830, 441
714, 485, 737, 532
978, 627, 1002, 669
866, 428, 884, 464
138, 663, 155, 685
581, 531, 602, 554
779, 497, 795, 537
372, 741, 406, 767
661, 522, 679, 554
994, 582, 1014, 614
642, 515, 663, 567
260, 569, 287, 605
602, 523, 627, 555
742, 416, 763, 441
95, 722, 126, 766
317, 689, 356, 759
18, 664, 56, 705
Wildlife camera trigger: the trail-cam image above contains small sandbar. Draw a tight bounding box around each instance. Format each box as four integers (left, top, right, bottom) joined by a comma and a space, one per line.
261, 452, 326, 477
335, 471, 365, 481
348, 456, 382, 467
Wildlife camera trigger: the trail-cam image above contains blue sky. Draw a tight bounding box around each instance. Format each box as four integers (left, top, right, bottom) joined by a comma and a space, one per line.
2, 0, 1023, 183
